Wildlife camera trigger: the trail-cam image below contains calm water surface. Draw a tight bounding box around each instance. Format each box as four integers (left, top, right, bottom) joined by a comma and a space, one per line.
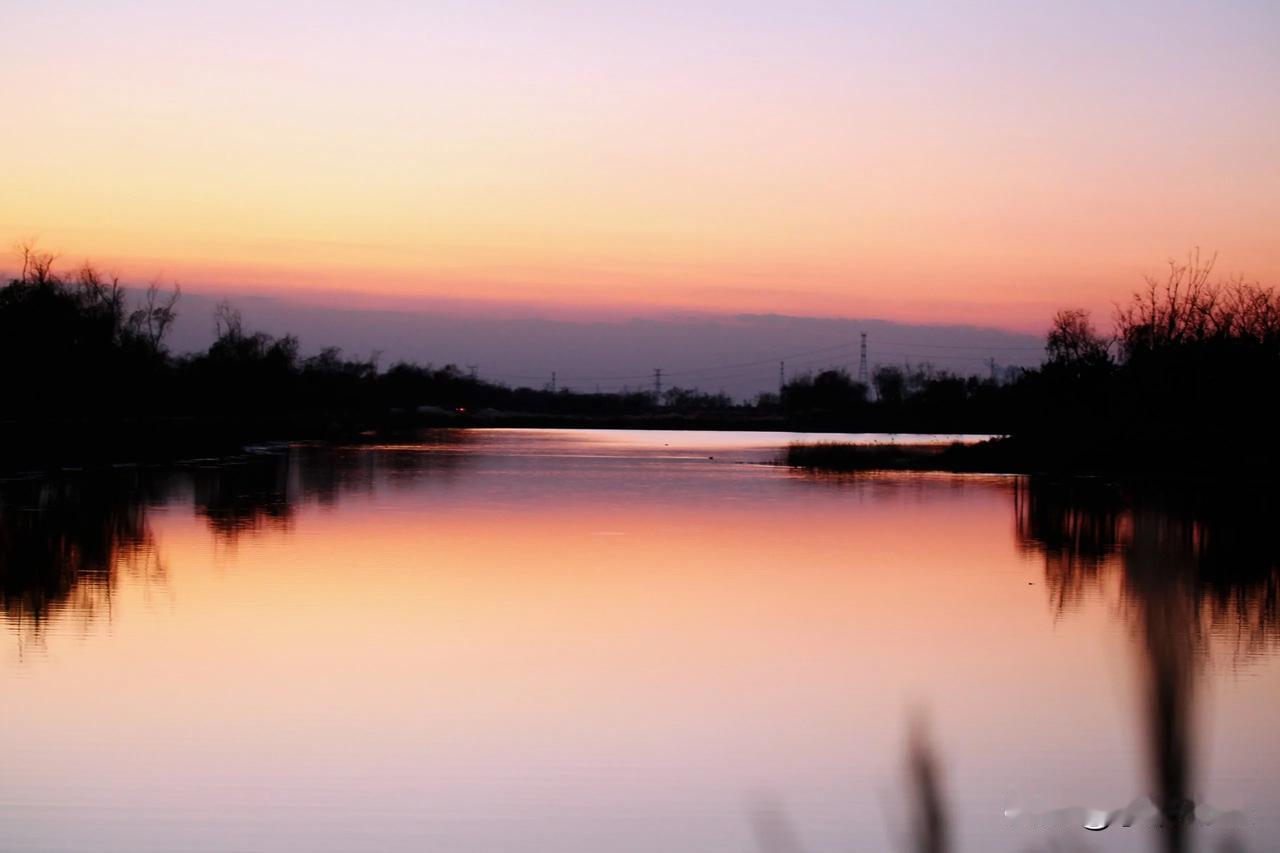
2, 429, 1277, 852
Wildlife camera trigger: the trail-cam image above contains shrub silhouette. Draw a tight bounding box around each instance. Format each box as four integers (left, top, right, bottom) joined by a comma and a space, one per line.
4, 241, 1277, 475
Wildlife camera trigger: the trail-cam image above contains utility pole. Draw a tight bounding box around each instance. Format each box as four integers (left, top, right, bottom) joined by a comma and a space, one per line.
987, 358, 997, 383
857, 332, 869, 385
653, 368, 663, 403
779, 361, 785, 395
551, 371, 557, 392
466, 364, 479, 381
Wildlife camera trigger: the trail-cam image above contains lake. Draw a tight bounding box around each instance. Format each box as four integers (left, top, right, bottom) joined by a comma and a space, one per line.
2, 429, 1277, 853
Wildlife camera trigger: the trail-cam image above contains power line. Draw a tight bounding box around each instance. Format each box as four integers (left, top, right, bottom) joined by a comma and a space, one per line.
872, 349, 1019, 363
662, 340, 864, 377
479, 340, 1041, 386
876, 339, 1043, 351
479, 342, 861, 384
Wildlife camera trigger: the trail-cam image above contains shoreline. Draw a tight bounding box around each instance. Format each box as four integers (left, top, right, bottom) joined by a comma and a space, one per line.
783, 436, 1280, 484
0, 411, 1001, 475
4, 414, 1272, 485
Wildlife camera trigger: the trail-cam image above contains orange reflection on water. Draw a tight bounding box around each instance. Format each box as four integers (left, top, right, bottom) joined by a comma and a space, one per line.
3, 437, 1279, 852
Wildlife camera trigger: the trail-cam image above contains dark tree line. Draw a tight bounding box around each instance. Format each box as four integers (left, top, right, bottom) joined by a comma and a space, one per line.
1007, 251, 1280, 473
3, 244, 1276, 473
0, 247, 733, 429
781, 250, 1279, 471
776, 364, 1017, 432
1, 243, 177, 416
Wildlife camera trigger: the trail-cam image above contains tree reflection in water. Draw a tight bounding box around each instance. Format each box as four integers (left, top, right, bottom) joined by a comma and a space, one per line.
1017, 478, 1278, 853
0, 471, 166, 654
5, 456, 1276, 852
878, 478, 1271, 853
0, 434, 473, 648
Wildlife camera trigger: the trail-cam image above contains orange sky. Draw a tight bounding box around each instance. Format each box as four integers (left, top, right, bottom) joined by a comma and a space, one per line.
4, 1, 1278, 331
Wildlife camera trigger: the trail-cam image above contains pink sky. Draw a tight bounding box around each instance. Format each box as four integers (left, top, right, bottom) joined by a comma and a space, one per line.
4, 1, 1278, 332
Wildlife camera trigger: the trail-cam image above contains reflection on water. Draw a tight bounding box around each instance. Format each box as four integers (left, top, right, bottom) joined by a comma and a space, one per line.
2, 431, 1278, 853
0, 473, 166, 652
191, 440, 473, 541
902, 715, 951, 853
2, 436, 478, 640
1019, 481, 1280, 658
1016, 481, 1280, 853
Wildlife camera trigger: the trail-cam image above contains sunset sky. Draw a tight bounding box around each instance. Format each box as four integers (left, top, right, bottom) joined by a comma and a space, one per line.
4, 0, 1278, 330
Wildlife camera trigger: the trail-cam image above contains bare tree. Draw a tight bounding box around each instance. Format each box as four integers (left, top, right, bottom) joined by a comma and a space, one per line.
13, 238, 34, 282
1113, 248, 1280, 360
127, 279, 182, 353
76, 263, 126, 329
1116, 249, 1219, 355
214, 299, 243, 340
1046, 308, 1111, 365
12, 238, 57, 285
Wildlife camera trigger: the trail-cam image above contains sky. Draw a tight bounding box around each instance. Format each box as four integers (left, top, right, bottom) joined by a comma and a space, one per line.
3, 0, 1279, 332
163, 291, 1046, 398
